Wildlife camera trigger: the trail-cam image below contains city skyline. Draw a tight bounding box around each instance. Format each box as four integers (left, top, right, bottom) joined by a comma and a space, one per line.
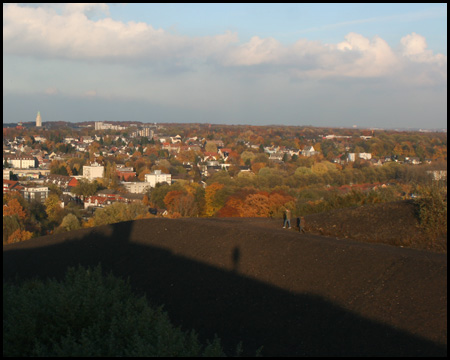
3, 3, 447, 129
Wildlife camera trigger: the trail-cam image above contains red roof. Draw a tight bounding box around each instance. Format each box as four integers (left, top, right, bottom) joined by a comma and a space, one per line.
3, 180, 20, 192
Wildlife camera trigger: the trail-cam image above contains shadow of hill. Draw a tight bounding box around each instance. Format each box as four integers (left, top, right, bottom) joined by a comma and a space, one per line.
3, 219, 447, 357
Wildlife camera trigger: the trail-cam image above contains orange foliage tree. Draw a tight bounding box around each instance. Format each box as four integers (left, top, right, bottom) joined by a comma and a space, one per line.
164, 190, 198, 217
241, 193, 271, 217
7, 229, 33, 244
3, 198, 27, 220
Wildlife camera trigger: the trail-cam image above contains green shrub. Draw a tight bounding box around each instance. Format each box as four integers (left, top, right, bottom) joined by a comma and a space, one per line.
415, 185, 447, 240
3, 265, 226, 357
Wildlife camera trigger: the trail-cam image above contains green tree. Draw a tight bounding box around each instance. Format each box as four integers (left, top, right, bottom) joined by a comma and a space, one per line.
58, 213, 81, 233
3, 265, 226, 357
71, 178, 98, 198
3, 215, 22, 244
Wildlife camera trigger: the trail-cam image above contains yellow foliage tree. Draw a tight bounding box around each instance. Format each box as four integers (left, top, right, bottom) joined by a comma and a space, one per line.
204, 183, 225, 217
7, 229, 33, 244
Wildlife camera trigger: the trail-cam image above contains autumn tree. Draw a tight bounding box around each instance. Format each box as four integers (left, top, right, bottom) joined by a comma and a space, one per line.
204, 182, 226, 217
7, 229, 33, 244
164, 190, 198, 217
44, 194, 65, 225
3, 198, 27, 220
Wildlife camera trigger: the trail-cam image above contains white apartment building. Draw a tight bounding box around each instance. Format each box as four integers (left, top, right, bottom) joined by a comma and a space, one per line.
347, 153, 372, 162
82, 163, 104, 180
122, 182, 152, 194
3, 154, 36, 169
145, 170, 172, 187
94, 121, 127, 131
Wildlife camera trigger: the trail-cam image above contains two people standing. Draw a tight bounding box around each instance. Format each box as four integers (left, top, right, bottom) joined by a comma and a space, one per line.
283, 208, 304, 233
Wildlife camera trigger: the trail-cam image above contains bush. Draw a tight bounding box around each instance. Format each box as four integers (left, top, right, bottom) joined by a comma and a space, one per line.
414, 185, 447, 240
3, 265, 226, 357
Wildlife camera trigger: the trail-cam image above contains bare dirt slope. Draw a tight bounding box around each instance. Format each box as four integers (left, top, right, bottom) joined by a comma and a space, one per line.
3, 204, 447, 357
303, 199, 446, 253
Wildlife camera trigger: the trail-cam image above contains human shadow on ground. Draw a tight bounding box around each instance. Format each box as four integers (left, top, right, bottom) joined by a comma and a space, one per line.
3, 220, 447, 357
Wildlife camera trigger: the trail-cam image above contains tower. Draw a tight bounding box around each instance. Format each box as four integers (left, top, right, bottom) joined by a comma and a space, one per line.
36, 111, 42, 127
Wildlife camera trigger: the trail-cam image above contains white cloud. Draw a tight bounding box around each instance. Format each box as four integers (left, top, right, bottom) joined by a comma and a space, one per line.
400, 32, 446, 65
333, 33, 400, 77
3, 3, 447, 86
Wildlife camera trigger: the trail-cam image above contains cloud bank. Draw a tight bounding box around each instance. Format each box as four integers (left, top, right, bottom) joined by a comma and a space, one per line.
3, 3, 446, 84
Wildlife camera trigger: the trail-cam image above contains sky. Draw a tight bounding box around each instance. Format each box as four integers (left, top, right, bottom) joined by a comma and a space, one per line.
3, 3, 447, 129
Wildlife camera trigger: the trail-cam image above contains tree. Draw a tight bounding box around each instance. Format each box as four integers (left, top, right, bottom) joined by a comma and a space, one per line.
204, 183, 226, 217
7, 229, 33, 244
71, 178, 98, 198
44, 194, 64, 225
58, 214, 81, 233
3, 215, 22, 244
164, 190, 198, 217
3, 265, 227, 357
3, 198, 27, 220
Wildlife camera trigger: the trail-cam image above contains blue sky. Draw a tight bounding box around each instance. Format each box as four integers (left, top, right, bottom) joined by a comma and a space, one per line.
3, 3, 447, 129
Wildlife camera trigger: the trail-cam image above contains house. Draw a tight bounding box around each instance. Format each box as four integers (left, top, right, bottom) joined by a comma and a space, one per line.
301, 146, 319, 157
332, 154, 345, 165
3, 179, 21, 193
269, 152, 284, 161
170, 135, 182, 143
347, 153, 372, 162
84, 195, 109, 209
44, 174, 78, 188
202, 152, 218, 162
405, 157, 421, 165
218, 148, 232, 159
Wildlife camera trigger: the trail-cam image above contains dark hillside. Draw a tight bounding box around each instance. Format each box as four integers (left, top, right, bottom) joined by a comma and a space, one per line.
303, 200, 447, 252
3, 214, 447, 356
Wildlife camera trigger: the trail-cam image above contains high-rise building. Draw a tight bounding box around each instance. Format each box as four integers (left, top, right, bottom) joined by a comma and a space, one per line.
36, 111, 42, 127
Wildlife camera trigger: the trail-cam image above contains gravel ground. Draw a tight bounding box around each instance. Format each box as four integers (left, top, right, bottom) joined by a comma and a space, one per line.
3, 202, 447, 356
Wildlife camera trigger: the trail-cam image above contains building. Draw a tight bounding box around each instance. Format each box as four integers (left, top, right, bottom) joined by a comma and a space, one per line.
44, 174, 79, 188
347, 153, 372, 162
301, 146, 319, 157
3, 179, 21, 193
82, 163, 104, 180
144, 170, 171, 187
116, 170, 136, 181
36, 111, 42, 127
3, 154, 37, 169
94, 121, 127, 131
122, 182, 152, 194
21, 186, 49, 203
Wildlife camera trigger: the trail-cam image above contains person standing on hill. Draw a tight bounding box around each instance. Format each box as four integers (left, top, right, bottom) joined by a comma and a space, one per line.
283, 209, 291, 229
297, 216, 304, 233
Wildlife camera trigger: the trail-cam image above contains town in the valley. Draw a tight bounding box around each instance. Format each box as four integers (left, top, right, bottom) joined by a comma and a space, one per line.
3, 112, 447, 244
